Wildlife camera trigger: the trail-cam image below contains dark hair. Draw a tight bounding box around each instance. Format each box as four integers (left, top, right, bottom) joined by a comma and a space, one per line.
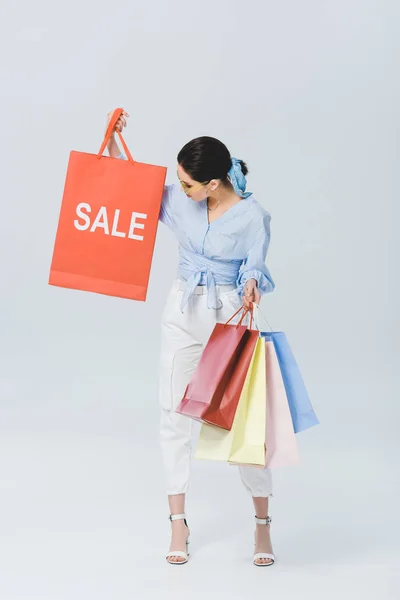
177, 136, 248, 185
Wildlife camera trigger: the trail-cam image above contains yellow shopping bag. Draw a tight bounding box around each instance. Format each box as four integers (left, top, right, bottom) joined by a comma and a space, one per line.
195, 338, 266, 467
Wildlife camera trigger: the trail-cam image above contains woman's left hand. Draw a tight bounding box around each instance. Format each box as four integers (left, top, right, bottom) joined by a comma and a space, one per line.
242, 278, 261, 310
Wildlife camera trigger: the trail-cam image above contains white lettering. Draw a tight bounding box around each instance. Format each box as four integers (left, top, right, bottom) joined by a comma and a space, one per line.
74, 203, 91, 230
128, 212, 147, 241
90, 206, 109, 235
111, 209, 126, 238
74, 204, 147, 240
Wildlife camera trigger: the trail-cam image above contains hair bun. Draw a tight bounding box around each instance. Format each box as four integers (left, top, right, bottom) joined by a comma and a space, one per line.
238, 159, 249, 177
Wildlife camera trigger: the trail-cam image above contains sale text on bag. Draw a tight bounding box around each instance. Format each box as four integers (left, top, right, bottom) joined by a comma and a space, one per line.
74, 203, 147, 241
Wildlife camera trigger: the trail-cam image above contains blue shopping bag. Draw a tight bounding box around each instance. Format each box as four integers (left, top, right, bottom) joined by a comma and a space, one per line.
253, 305, 319, 433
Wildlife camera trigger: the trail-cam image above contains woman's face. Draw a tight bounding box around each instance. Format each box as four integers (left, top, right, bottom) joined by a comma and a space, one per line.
177, 164, 218, 202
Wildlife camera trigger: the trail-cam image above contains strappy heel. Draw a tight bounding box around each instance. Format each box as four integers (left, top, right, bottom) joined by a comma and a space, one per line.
253, 516, 275, 567
166, 513, 190, 565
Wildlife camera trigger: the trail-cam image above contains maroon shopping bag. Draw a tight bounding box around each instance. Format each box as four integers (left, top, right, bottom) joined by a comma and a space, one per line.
176, 307, 259, 430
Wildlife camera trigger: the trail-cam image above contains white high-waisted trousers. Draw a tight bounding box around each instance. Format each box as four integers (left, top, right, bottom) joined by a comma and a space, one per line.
158, 279, 273, 497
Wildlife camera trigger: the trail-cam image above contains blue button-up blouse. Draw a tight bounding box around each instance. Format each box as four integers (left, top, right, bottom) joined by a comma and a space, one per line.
159, 182, 275, 311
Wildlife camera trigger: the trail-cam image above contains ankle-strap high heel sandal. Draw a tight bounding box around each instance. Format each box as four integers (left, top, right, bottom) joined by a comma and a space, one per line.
253, 516, 275, 567
166, 513, 190, 565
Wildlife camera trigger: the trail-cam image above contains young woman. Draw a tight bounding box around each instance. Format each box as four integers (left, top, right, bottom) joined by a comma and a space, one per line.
106, 110, 276, 567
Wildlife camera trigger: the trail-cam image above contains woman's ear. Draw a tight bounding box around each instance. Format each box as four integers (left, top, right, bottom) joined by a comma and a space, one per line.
209, 179, 220, 192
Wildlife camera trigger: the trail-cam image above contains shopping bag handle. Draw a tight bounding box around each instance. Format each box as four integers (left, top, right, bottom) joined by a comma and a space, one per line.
97, 107, 135, 164
224, 306, 253, 330
239, 307, 254, 330
251, 302, 273, 332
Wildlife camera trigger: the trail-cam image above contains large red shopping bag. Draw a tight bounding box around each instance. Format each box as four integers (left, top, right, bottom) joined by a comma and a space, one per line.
176, 308, 259, 430
49, 108, 167, 301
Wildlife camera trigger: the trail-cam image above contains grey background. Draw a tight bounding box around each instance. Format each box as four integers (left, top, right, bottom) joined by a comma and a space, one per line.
0, 0, 399, 598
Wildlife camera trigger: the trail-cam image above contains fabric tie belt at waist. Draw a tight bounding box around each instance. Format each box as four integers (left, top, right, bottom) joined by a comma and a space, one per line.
179, 270, 238, 312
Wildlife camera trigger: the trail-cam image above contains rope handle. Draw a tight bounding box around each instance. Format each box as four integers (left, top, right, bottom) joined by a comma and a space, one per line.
97, 108, 135, 164
251, 302, 273, 332
224, 306, 254, 330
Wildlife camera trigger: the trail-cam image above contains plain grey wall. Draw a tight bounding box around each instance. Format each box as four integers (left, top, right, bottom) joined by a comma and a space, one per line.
0, 0, 399, 597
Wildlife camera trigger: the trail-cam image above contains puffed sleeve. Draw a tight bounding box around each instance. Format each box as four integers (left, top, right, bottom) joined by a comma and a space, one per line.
236, 211, 275, 296
158, 184, 176, 230
117, 152, 175, 230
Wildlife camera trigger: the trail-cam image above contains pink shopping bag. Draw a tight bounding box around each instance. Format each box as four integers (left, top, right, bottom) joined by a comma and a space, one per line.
264, 340, 300, 468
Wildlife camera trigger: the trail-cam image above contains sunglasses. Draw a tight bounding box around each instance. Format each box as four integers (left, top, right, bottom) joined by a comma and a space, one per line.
177, 174, 210, 194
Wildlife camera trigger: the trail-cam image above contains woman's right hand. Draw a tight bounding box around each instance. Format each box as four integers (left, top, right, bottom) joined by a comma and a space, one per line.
105, 109, 130, 135
105, 109, 130, 158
